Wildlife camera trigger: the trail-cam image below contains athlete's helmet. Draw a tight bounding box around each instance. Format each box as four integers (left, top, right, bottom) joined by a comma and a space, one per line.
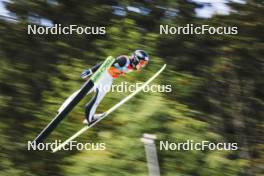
131, 50, 149, 69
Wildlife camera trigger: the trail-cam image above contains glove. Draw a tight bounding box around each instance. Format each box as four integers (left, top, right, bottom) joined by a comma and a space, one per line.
81, 69, 92, 79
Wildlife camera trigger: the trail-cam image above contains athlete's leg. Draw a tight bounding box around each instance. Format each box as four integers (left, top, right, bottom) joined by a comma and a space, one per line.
85, 87, 108, 123
85, 88, 98, 123
84, 72, 113, 124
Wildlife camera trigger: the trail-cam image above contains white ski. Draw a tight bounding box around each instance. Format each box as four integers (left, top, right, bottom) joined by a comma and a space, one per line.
33, 57, 115, 144
52, 64, 166, 153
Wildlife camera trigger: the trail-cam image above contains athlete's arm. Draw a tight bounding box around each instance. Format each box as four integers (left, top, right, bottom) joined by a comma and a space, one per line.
113, 56, 128, 69
81, 63, 102, 79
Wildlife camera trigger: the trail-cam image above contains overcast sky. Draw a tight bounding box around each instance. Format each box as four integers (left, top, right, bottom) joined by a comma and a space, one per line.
0, 0, 246, 20
193, 0, 245, 18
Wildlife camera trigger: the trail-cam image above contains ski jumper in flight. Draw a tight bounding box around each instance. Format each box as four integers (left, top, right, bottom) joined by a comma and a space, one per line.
81, 50, 149, 125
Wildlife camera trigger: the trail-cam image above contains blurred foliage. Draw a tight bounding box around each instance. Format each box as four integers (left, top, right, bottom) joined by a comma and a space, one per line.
0, 0, 263, 176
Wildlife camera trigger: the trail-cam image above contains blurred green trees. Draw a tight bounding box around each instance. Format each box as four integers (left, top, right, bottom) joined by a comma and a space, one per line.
0, 0, 263, 176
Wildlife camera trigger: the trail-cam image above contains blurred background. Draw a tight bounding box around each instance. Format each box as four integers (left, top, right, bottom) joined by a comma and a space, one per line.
0, 0, 263, 175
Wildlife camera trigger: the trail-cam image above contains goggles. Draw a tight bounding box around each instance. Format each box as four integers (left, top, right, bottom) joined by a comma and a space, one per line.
139, 60, 148, 67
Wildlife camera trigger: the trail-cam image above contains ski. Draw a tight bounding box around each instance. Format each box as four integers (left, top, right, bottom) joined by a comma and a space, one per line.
52, 64, 166, 152
33, 56, 115, 144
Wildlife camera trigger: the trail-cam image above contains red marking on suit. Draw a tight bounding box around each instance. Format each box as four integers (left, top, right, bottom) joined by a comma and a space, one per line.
108, 65, 133, 78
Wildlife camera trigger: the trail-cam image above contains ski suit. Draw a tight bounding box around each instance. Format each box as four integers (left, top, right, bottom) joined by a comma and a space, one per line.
84, 56, 133, 123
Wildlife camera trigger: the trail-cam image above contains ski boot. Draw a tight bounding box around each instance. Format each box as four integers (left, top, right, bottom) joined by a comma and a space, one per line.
83, 113, 105, 125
